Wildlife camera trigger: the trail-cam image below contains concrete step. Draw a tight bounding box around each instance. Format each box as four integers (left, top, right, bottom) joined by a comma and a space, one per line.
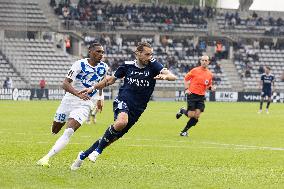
219, 59, 244, 91
36, 0, 61, 31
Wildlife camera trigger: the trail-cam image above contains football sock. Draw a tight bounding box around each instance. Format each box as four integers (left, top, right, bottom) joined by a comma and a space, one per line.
46, 128, 74, 158
181, 108, 188, 116
259, 100, 263, 110
80, 140, 100, 160
95, 125, 120, 154
181, 118, 198, 132
266, 101, 271, 109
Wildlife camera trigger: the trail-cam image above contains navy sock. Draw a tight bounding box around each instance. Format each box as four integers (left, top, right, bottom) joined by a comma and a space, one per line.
266, 101, 271, 109
181, 108, 188, 116
80, 139, 100, 160
181, 118, 198, 133
95, 125, 120, 154
260, 100, 263, 110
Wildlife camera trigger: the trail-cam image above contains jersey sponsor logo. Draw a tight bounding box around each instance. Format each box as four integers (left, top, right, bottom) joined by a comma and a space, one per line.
126, 70, 151, 87
126, 77, 150, 87
130, 70, 150, 77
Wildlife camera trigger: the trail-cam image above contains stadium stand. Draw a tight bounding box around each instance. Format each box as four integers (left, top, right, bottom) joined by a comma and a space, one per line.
217, 10, 284, 36
0, 38, 74, 87
0, 0, 49, 30
83, 34, 232, 90
234, 45, 284, 91
0, 53, 26, 88
52, 1, 211, 33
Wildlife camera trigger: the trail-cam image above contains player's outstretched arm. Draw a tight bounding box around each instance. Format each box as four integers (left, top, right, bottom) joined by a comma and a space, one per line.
79, 75, 116, 94
154, 68, 177, 81
62, 78, 90, 100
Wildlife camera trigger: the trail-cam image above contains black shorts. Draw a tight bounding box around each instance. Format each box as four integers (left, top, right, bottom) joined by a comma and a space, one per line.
186, 93, 206, 112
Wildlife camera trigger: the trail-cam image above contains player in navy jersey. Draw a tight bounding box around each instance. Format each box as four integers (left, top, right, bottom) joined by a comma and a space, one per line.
259, 66, 275, 114
70, 42, 177, 170
37, 43, 108, 167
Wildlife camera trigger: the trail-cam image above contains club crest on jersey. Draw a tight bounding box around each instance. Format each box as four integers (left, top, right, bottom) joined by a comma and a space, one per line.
97, 66, 106, 77
205, 80, 209, 85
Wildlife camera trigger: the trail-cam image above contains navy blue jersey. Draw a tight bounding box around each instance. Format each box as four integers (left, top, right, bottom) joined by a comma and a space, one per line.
261, 74, 274, 91
114, 59, 163, 111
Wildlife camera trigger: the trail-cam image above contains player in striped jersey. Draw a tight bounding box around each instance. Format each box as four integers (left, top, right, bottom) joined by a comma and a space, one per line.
37, 43, 108, 167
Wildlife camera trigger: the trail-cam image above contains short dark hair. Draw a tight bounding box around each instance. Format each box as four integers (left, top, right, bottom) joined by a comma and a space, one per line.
136, 42, 152, 52
266, 66, 271, 70
89, 42, 102, 50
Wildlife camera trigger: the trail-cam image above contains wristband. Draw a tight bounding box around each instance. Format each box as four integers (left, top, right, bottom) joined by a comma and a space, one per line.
91, 86, 96, 92
98, 95, 104, 101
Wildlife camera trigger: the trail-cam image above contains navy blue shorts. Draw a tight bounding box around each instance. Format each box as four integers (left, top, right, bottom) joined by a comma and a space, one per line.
261, 90, 272, 97
113, 98, 143, 138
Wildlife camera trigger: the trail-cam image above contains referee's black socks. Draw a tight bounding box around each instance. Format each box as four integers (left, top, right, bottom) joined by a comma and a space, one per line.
181, 117, 198, 133
181, 108, 188, 116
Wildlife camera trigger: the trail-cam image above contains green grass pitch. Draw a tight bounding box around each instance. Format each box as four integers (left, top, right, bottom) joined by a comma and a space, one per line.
0, 100, 284, 188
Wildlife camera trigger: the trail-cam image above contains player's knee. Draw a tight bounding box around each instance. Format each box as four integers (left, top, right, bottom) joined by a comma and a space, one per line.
51, 122, 64, 134
194, 114, 200, 119
115, 119, 128, 128
52, 125, 60, 134
194, 112, 201, 119
187, 111, 195, 118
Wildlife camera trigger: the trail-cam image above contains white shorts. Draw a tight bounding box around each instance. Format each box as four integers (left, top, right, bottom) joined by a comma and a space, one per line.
54, 98, 96, 125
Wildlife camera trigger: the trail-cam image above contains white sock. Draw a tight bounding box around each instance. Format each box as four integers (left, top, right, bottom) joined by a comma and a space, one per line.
46, 128, 74, 158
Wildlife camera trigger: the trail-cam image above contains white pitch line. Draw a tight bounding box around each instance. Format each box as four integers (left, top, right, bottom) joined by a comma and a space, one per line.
121, 137, 190, 143
122, 138, 284, 151
15, 132, 26, 135
1, 129, 283, 152
201, 141, 284, 151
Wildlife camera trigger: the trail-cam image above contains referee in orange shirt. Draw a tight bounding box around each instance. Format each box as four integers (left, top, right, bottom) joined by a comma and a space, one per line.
176, 55, 215, 136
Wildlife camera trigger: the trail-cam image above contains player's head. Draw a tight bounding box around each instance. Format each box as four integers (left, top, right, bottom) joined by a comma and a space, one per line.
265, 66, 271, 74
135, 42, 153, 66
88, 43, 104, 62
200, 55, 210, 68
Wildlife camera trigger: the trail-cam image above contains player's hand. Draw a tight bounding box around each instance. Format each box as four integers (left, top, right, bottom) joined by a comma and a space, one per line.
211, 85, 217, 91
154, 74, 167, 80
77, 92, 90, 100
96, 100, 104, 113
79, 87, 93, 94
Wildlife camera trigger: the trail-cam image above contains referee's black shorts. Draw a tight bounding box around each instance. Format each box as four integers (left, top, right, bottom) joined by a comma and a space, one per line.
186, 93, 206, 112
